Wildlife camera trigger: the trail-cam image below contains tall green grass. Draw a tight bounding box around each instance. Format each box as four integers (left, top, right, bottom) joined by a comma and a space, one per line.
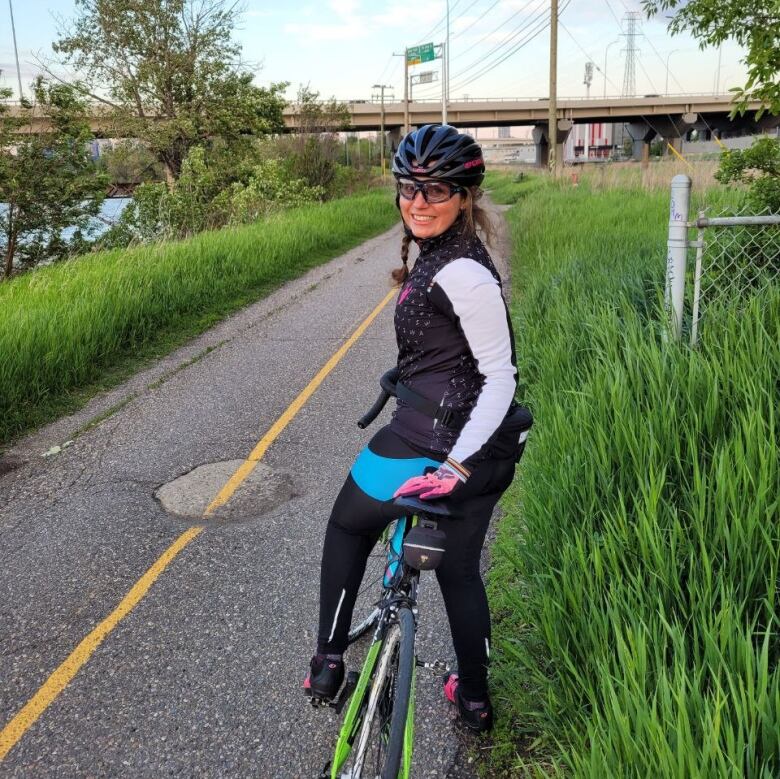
0, 190, 397, 445
486, 176, 779, 776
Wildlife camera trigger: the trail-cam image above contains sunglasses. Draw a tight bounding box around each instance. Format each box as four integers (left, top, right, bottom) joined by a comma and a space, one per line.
396, 179, 465, 204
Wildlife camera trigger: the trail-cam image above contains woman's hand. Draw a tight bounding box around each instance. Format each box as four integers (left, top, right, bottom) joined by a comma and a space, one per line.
394, 465, 463, 500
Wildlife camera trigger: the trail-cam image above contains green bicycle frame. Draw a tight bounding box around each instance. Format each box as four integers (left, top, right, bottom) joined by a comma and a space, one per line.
330, 638, 383, 778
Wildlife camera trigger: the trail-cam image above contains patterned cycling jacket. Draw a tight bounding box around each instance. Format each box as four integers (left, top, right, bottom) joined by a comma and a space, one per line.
389, 220, 518, 467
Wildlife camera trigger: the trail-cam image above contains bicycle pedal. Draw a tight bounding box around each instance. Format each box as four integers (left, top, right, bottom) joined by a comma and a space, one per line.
416, 658, 450, 674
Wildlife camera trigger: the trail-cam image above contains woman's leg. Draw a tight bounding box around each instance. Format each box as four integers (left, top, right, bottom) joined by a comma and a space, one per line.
435, 457, 516, 700
316, 426, 441, 655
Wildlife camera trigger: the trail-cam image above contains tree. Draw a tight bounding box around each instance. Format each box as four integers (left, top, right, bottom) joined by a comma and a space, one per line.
715, 137, 780, 213
53, 0, 288, 184
642, 0, 780, 118
0, 79, 108, 279
282, 85, 351, 191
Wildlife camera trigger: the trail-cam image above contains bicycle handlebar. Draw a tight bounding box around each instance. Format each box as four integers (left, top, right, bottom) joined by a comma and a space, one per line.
357, 368, 399, 429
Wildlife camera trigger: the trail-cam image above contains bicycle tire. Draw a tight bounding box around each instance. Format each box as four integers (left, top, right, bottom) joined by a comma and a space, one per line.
347, 606, 415, 779
348, 532, 393, 644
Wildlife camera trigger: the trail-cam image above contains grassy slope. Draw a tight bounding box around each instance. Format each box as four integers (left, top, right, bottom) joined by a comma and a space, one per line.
0, 189, 397, 446
484, 173, 779, 777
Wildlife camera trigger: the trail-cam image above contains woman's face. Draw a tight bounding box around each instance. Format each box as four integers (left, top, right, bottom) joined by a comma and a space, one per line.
398, 178, 464, 240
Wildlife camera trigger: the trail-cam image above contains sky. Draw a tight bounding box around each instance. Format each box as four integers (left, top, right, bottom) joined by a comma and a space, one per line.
0, 0, 748, 104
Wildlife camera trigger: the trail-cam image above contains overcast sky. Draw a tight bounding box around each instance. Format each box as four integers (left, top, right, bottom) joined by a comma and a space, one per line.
1, 0, 748, 103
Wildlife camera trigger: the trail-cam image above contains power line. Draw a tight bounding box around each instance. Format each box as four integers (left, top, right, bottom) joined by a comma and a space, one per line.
559, 20, 622, 93
449, 2, 567, 95
602, 0, 624, 32
450, 0, 503, 42
450, 0, 542, 62
447, 0, 550, 84
412, 0, 546, 97
411, 0, 467, 46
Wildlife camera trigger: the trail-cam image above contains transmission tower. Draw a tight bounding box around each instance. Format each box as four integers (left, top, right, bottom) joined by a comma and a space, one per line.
621, 12, 641, 97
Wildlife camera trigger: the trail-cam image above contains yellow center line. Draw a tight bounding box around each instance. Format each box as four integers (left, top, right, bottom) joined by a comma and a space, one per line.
0, 526, 203, 761
0, 285, 398, 761
205, 286, 398, 515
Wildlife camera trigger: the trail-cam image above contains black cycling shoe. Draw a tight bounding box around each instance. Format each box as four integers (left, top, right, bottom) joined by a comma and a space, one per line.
304, 655, 344, 701
443, 673, 494, 733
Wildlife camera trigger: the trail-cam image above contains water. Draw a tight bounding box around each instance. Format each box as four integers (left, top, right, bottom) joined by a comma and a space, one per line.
1, 197, 133, 242
62, 197, 133, 240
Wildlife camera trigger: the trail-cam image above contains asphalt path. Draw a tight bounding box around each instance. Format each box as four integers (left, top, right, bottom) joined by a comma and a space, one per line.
0, 203, 511, 778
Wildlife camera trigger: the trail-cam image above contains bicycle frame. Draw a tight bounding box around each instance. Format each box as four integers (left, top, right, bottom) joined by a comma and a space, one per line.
327, 516, 419, 779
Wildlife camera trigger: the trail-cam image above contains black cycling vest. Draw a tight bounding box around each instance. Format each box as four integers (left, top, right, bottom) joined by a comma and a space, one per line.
390, 221, 518, 462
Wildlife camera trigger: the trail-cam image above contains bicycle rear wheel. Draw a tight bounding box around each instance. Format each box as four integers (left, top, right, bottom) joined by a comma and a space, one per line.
348, 533, 393, 644
344, 606, 416, 779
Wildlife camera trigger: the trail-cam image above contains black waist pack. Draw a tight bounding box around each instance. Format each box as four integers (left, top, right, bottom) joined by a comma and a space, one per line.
482, 403, 533, 462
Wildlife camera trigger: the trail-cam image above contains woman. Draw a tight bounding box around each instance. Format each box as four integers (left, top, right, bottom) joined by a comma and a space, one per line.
305, 124, 521, 732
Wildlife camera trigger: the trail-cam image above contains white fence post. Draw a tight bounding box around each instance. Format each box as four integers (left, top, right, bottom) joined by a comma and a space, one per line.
665, 174, 692, 340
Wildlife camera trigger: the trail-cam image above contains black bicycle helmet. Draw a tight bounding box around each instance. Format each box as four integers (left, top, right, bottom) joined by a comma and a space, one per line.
392, 124, 485, 187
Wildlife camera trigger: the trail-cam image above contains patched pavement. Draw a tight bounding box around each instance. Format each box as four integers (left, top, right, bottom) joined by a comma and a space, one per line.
0, 204, 510, 778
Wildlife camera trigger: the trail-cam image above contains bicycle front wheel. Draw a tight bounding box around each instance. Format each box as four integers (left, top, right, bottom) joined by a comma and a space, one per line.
346, 606, 416, 779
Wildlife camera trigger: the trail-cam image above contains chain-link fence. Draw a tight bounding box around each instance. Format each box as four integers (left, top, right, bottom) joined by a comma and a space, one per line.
665, 175, 780, 346
690, 209, 780, 345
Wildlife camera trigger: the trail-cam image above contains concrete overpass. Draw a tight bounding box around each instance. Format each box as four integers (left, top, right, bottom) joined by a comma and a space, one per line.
7, 94, 777, 165
298, 94, 776, 165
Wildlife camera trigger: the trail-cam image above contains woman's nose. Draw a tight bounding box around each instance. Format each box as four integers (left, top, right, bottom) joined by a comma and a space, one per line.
412, 190, 428, 206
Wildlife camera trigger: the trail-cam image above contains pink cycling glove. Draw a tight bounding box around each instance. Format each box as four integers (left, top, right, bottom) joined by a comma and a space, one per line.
394, 463, 466, 501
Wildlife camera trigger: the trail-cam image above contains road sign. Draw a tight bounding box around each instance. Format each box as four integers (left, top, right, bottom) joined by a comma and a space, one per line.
407, 43, 436, 66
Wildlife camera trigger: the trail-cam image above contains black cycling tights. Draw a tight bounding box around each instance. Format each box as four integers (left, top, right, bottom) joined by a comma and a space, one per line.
317, 425, 515, 700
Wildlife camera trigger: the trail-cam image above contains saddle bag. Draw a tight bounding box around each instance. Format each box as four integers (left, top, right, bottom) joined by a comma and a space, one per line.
403, 520, 446, 571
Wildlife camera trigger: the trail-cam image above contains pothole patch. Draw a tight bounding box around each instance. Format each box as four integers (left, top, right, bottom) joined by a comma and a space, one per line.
155, 460, 294, 522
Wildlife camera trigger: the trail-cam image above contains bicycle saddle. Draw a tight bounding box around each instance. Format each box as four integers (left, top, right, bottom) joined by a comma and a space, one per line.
392, 496, 452, 517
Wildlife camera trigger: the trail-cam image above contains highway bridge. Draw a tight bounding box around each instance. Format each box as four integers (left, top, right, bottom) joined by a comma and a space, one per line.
7, 94, 777, 165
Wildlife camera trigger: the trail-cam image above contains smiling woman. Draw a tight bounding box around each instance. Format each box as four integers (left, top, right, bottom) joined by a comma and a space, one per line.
307, 124, 527, 735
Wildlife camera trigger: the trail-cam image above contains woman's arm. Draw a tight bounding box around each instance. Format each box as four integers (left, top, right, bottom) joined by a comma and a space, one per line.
428, 257, 518, 471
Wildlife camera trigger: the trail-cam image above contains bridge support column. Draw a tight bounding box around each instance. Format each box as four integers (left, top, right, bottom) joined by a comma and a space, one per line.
532, 120, 573, 169
627, 122, 657, 165
387, 126, 402, 151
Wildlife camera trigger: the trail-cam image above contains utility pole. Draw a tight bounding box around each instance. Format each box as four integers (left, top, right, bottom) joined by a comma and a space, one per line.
372, 83, 392, 177
548, 0, 558, 175
9, 0, 23, 100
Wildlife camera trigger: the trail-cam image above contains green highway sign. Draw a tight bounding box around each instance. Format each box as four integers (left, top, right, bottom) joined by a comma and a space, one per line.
407, 43, 436, 66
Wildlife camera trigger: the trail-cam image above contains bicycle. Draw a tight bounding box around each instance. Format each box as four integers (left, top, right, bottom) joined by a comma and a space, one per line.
313, 371, 455, 779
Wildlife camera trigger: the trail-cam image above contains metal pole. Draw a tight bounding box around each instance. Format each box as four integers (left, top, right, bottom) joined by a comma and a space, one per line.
445, 0, 450, 107
548, 0, 558, 176
665, 174, 692, 340
404, 48, 410, 136
9, 0, 23, 100
441, 42, 447, 124
690, 214, 706, 347
665, 49, 679, 96
714, 44, 722, 94
373, 83, 391, 177
380, 88, 386, 177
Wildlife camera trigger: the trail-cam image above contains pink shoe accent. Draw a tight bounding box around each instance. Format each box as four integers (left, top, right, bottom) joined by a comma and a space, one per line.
444, 673, 459, 705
